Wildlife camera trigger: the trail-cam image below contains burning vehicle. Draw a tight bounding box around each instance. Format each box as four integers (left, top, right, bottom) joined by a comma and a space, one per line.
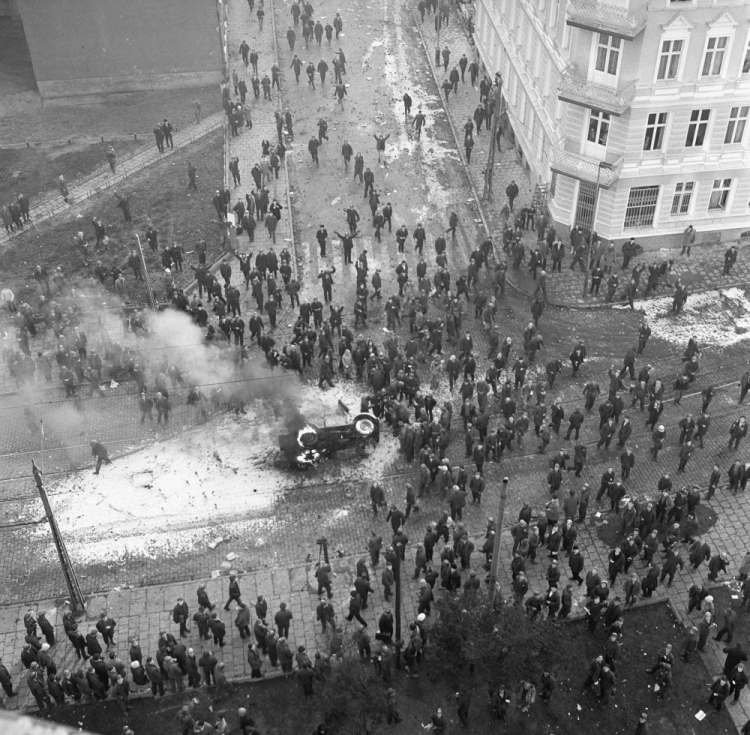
278, 412, 380, 467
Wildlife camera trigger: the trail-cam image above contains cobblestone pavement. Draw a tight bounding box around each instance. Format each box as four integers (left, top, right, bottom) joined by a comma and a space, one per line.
0, 114, 225, 250
509, 236, 750, 309
416, 12, 749, 309
2, 1, 750, 730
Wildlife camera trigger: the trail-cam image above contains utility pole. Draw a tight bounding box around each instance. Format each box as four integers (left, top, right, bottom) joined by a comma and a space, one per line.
487, 477, 509, 607
394, 543, 403, 667
134, 234, 156, 310
31, 460, 85, 613
435, 13, 442, 66
483, 75, 503, 201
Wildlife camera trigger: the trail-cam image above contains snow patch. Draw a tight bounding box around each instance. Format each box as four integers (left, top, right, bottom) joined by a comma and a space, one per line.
28, 381, 399, 565
625, 288, 750, 347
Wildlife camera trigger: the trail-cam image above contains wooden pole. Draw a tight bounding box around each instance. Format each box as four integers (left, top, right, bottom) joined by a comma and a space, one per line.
32, 461, 86, 612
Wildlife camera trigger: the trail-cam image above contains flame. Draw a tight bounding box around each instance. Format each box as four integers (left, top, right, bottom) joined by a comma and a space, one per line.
295, 450, 321, 467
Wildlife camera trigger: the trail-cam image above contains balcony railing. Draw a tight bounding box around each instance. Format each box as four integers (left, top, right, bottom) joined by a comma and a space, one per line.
558, 70, 636, 116
566, 0, 647, 41
549, 148, 624, 188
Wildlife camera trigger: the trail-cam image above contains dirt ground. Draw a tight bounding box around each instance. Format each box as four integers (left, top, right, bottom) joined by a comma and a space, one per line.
0, 140, 143, 204
0, 85, 222, 143
34, 603, 735, 735
0, 130, 224, 306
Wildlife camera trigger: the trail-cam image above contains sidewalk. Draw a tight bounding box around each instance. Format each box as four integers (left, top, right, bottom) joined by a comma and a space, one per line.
0, 113, 224, 249
414, 9, 749, 308
412, 7, 531, 256
219, 0, 296, 282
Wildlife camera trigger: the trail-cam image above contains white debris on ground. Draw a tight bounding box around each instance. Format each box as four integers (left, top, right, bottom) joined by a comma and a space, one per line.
368, 0, 460, 215
620, 288, 750, 348
25, 380, 399, 565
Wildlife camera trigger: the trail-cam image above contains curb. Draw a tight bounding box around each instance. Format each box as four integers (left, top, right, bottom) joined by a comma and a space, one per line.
412, 12, 750, 311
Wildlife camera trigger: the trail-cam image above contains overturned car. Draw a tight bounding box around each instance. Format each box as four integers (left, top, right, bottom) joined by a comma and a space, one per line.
278, 413, 380, 468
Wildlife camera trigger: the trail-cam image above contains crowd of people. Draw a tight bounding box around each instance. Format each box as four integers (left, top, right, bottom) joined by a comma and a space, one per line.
3, 0, 750, 732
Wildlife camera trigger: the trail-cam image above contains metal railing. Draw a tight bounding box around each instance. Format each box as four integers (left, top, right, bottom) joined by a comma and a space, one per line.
549, 147, 624, 187
565, 0, 647, 40
0, 133, 155, 151
0, 119, 224, 235
558, 69, 636, 116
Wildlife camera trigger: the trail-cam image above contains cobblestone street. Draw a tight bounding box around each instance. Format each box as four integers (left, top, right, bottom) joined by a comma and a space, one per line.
1, 0, 750, 731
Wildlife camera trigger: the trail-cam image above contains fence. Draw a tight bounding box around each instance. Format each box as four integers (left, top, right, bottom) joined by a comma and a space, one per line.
34, 119, 224, 207
0, 133, 155, 151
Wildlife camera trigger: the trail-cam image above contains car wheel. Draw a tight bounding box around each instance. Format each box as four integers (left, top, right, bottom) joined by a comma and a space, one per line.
298, 427, 319, 447
353, 414, 377, 437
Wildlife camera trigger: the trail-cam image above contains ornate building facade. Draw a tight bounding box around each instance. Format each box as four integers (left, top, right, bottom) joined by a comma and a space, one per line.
475, 0, 750, 248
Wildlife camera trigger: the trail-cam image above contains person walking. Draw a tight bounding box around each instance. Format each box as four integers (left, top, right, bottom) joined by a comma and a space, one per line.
346, 590, 367, 626
729, 664, 749, 704
708, 675, 731, 711
224, 575, 242, 610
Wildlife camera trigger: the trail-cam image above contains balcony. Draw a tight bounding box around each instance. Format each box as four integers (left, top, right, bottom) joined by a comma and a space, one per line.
549, 148, 624, 189
565, 0, 647, 41
558, 70, 636, 116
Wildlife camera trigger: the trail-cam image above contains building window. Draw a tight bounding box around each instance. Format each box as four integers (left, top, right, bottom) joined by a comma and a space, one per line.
595, 34, 621, 76
725, 106, 749, 144
657, 39, 683, 80
743, 37, 750, 74
685, 110, 710, 147
671, 182, 694, 215
643, 113, 668, 151
702, 37, 728, 77
708, 178, 732, 210
624, 186, 660, 228
587, 110, 610, 146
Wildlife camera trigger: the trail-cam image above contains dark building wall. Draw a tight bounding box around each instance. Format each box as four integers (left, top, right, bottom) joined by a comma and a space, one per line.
18, 0, 222, 97
0, 0, 20, 18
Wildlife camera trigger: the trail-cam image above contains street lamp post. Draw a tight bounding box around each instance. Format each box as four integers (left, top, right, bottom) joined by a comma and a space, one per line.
483, 75, 503, 201
134, 234, 156, 310
435, 13, 442, 66
393, 543, 403, 668
487, 477, 509, 607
